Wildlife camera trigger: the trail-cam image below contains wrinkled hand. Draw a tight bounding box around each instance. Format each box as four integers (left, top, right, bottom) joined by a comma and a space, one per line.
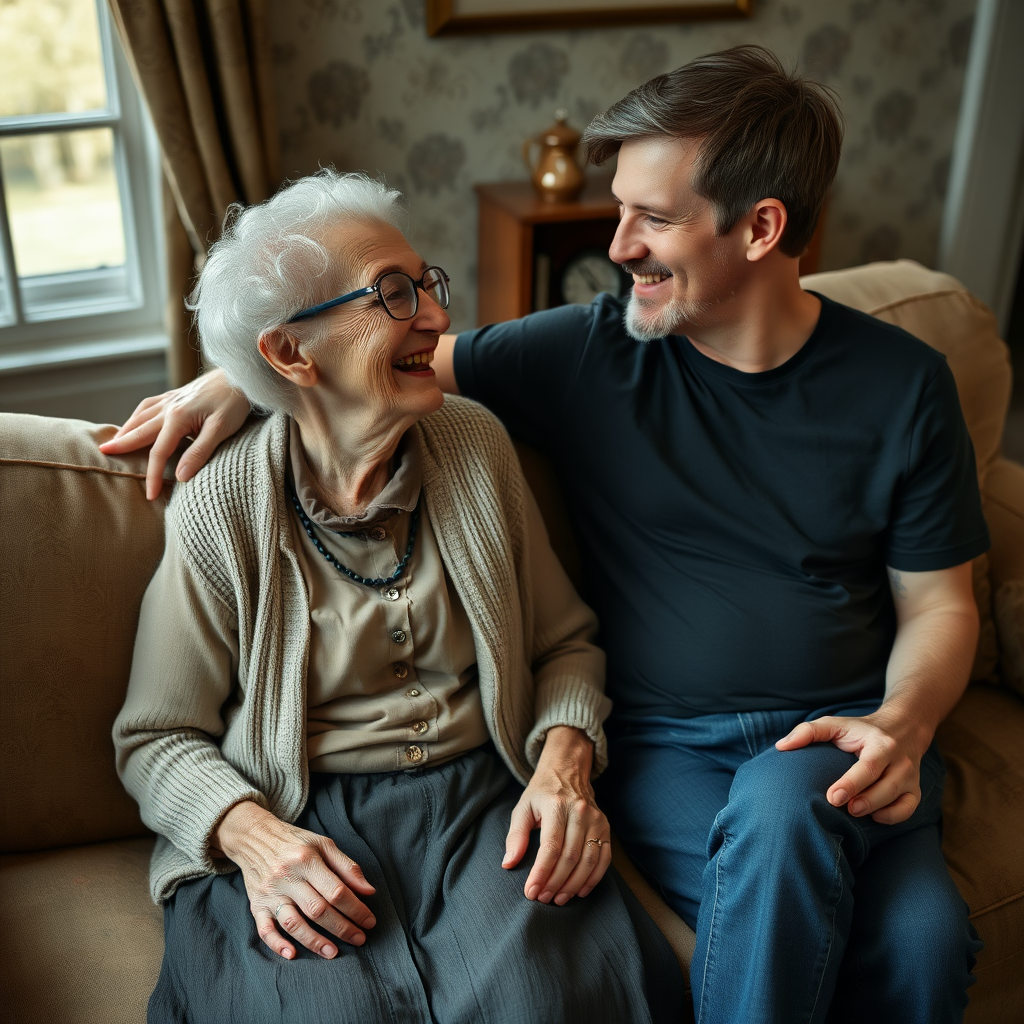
215, 800, 377, 961
775, 711, 928, 825
98, 368, 249, 500
503, 726, 612, 906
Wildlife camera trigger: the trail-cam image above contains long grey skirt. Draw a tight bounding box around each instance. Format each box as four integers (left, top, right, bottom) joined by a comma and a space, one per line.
149, 746, 684, 1024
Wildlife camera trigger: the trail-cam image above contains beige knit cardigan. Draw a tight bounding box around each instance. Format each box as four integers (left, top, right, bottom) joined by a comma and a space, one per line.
114, 396, 609, 903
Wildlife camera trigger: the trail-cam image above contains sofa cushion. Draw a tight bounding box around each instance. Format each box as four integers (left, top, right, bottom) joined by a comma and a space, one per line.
0, 837, 163, 1024
937, 684, 1024, 1021
984, 458, 1024, 590
993, 581, 1024, 695
982, 457, 1024, 697
0, 413, 168, 851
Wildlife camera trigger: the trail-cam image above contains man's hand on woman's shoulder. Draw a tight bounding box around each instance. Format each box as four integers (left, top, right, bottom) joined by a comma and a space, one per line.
98, 368, 251, 500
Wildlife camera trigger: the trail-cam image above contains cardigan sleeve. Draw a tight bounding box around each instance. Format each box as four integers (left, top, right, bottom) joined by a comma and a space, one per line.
113, 520, 268, 871
520, 483, 611, 773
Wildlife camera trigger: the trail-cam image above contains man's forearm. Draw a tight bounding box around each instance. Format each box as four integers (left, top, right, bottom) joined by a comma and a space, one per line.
434, 334, 460, 394
876, 603, 978, 755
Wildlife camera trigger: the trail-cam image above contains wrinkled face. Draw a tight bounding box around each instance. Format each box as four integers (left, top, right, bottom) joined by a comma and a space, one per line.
305, 220, 449, 422
609, 136, 748, 341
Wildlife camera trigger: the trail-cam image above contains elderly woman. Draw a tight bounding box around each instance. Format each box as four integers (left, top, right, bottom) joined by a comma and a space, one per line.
113, 170, 679, 1024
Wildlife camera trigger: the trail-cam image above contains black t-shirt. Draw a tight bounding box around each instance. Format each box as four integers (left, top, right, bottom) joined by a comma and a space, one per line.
454, 293, 990, 718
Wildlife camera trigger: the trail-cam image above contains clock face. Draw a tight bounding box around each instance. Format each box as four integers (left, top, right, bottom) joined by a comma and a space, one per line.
561, 249, 623, 305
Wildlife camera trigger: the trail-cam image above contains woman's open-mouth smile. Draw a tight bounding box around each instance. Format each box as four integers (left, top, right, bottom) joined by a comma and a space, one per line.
392, 348, 436, 375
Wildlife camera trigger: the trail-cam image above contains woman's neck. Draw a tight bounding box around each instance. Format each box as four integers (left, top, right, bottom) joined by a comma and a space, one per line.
290, 399, 412, 518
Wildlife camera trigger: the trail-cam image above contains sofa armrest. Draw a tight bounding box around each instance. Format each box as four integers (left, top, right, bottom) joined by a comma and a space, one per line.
983, 458, 1024, 694
984, 458, 1024, 589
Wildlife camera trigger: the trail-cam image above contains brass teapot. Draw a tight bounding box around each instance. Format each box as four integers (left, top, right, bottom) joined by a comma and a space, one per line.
523, 109, 585, 203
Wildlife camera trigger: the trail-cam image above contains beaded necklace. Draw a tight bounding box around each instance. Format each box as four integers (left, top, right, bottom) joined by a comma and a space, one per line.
287, 482, 419, 589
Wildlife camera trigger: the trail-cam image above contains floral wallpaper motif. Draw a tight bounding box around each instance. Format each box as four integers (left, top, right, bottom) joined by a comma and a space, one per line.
307, 61, 370, 126
269, 0, 977, 331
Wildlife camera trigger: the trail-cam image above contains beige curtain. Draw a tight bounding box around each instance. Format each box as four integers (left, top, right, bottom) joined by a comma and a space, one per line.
108, 0, 280, 385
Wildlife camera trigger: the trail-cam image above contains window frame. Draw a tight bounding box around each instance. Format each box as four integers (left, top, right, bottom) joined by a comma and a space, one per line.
0, 0, 165, 369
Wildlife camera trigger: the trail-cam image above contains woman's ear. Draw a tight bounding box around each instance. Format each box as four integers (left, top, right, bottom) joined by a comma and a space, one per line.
745, 199, 788, 263
258, 327, 319, 387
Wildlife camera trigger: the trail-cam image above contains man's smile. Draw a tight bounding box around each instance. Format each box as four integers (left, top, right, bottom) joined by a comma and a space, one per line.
621, 258, 675, 295
632, 272, 672, 287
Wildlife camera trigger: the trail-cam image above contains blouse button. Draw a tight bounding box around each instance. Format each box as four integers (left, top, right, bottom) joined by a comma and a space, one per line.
412, 720, 429, 735
369, 526, 387, 541
406, 744, 424, 763
406, 688, 421, 698
393, 662, 409, 679
391, 629, 407, 644
382, 586, 400, 601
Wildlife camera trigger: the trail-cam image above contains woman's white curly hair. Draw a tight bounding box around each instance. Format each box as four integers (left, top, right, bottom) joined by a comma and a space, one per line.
189, 169, 407, 412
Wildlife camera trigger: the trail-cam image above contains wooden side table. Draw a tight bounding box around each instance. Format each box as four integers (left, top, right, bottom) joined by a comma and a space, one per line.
475, 178, 624, 326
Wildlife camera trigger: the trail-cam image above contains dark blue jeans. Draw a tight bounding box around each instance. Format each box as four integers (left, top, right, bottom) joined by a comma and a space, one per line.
598, 703, 981, 1024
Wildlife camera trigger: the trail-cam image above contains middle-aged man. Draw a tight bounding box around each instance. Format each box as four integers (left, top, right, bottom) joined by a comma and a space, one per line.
104, 46, 987, 1024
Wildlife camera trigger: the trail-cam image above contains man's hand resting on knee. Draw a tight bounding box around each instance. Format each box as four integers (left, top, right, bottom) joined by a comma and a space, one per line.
775, 710, 929, 824
775, 561, 979, 825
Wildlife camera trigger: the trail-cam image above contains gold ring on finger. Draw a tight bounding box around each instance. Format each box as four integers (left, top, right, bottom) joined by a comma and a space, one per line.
585, 838, 605, 848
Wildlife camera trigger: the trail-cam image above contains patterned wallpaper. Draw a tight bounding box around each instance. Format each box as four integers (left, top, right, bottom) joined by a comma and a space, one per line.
267, 0, 977, 332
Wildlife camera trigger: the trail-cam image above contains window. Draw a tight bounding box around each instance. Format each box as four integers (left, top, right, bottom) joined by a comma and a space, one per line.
0, 0, 163, 368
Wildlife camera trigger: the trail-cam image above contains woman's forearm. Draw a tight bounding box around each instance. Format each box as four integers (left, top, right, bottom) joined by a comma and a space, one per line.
211, 799, 271, 859
506, 724, 612, 905
114, 526, 260, 865
536, 725, 595, 780
522, 484, 611, 768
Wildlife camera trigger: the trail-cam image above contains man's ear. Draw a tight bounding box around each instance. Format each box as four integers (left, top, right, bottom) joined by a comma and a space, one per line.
745, 199, 788, 263
258, 327, 319, 387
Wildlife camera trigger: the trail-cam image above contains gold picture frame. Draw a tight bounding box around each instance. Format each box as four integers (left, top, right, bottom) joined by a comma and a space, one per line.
426, 0, 753, 36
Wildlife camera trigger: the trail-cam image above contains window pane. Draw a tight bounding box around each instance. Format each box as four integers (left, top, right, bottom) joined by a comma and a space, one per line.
0, 255, 13, 326
0, 0, 108, 118
1, 127, 126, 277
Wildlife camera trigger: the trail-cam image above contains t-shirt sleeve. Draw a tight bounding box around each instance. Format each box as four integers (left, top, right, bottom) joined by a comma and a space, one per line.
885, 359, 990, 571
452, 303, 594, 451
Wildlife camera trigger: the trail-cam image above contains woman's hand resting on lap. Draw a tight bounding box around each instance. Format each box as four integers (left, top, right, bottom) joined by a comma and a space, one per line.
503, 725, 612, 907
98, 368, 249, 501
215, 800, 377, 960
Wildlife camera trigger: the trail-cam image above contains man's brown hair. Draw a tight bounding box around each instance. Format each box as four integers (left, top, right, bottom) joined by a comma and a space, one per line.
582, 45, 844, 257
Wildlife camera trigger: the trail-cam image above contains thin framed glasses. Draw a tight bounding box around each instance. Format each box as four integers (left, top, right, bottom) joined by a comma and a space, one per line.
287, 266, 450, 323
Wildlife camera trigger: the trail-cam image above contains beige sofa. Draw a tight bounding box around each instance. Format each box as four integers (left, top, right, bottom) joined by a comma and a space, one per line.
1, 261, 1022, 1023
